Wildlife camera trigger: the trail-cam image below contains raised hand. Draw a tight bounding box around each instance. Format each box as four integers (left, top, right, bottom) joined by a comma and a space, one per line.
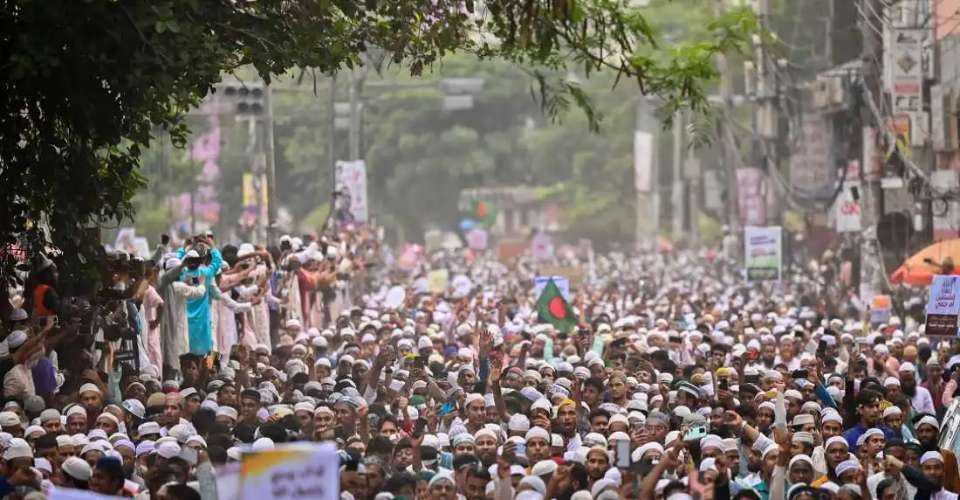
489, 355, 503, 384
479, 328, 493, 358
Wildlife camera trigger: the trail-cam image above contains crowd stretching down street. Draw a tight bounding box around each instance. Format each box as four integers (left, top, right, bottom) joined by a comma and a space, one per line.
0, 221, 951, 500
11, 0, 960, 498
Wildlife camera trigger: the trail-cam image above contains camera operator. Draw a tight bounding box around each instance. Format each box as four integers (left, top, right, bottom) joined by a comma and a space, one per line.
24, 254, 59, 320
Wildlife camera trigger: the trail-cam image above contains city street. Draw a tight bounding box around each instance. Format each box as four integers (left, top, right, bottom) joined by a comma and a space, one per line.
3, 1, 960, 499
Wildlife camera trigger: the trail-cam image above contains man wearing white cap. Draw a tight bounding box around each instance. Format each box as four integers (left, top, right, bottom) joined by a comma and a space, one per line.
900, 362, 936, 416
2, 330, 35, 400
884, 451, 959, 500
175, 237, 223, 360
156, 255, 206, 378
60, 456, 92, 489
913, 414, 960, 492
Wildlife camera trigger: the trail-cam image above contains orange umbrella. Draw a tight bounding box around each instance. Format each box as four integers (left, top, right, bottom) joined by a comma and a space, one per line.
890, 238, 960, 286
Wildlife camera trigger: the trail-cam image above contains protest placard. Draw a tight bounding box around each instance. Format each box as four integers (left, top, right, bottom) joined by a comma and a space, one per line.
466, 228, 488, 250
241, 442, 339, 500
925, 275, 960, 336
427, 269, 449, 294
538, 265, 586, 288
50, 488, 119, 500
534, 276, 571, 302
870, 294, 892, 325
531, 232, 554, 260
213, 462, 241, 500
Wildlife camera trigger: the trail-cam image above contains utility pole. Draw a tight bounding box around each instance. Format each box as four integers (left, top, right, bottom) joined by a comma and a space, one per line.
755, 0, 778, 226
687, 154, 701, 247
348, 68, 361, 160
263, 85, 277, 245
672, 110, 685, 238
715, 0, 739, 234
859, 0, 884, 229
826, 0, 835, 66
328, 73, 337, 197
635, 97, 659, 243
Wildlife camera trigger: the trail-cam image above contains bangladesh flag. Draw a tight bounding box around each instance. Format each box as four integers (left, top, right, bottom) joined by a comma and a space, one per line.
472, 200, 497, 228
536, 279, 577, 333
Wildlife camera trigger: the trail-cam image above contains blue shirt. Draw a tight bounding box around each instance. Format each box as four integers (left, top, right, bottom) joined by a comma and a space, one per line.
177, 248, 222, 355
843, 423, 898, 452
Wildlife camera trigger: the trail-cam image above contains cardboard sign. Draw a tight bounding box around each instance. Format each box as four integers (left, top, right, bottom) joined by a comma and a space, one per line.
538, 265, 586, 287
926, 275, 960, 336
50, 488, 119, 500
466, 228, 488, 251
216, 462, 241, 500
397, 244, 421, 272
384, 286, 406, 309
870, 294, 892, 325
241, 442, 339, 500
497, 239, 528, 264
427, 269, 449, 294
451, 275, 473, 299
531, 232, 554, 260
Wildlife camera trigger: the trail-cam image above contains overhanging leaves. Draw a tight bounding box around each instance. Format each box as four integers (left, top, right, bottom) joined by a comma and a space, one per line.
0, 0, 759, 286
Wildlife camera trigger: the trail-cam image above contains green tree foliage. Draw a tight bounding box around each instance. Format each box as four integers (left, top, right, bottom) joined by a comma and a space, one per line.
2, 0, 757, 282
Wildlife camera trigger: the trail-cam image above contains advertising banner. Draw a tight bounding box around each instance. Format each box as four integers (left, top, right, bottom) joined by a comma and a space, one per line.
335, 160, 368, 223
744, 226, 782, 281
835, 182, 862, 233
736, 168, 766, 226
790, 115, 835, 199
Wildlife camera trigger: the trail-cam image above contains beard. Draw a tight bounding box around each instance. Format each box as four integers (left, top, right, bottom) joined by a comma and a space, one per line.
920, 437, 939, 452
902, 383, 917, 397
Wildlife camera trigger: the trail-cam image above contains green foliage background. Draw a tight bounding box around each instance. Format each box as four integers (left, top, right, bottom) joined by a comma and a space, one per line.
131, 0, 767, 246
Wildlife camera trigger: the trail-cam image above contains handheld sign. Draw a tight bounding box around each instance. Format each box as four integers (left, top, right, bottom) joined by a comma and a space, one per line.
870, 295, 892, 325
427, 269, 449, 294
384, 286, 406, 310
534, 276, 571, 302
925, 275, 960, 336
241, 442, 339, 500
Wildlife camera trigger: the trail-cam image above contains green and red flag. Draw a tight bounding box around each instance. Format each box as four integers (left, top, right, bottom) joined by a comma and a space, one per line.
471, 200, 497, 228
536, 279, 577, 333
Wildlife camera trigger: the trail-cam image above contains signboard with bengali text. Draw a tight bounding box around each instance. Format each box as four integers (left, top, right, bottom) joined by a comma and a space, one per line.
240, 442, 339, 500
744, 226, 782, 281
926, 275, 960, 336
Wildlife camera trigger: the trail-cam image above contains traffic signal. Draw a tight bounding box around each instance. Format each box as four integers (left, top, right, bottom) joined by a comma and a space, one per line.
219, 82, 264, 115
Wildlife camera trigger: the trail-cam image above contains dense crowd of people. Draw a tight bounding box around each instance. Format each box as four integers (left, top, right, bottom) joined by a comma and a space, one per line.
0, 225, 951, 500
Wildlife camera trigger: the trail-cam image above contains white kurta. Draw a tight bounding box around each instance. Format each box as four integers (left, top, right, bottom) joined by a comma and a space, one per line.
252, 300, 270, 350
210, 285, 250, 356
157, 269, 205, 371
286, 274, 303, 323
140, 286, 164, 371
